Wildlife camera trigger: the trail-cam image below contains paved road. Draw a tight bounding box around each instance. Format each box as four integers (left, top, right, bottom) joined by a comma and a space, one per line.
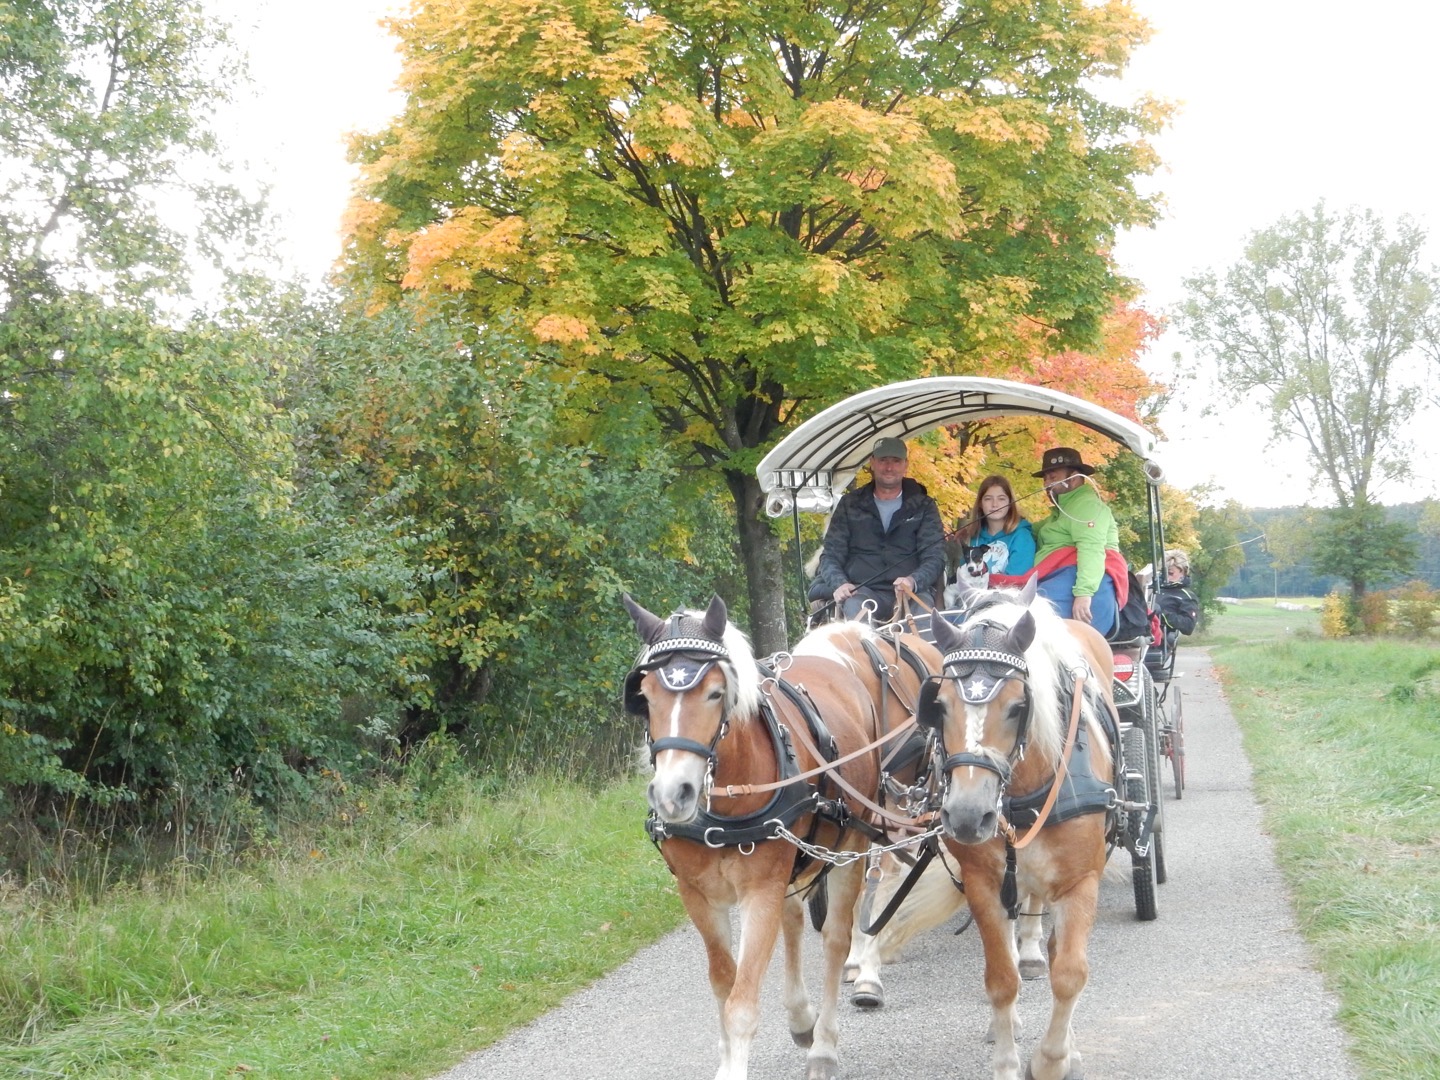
436, 649, 1360, 1080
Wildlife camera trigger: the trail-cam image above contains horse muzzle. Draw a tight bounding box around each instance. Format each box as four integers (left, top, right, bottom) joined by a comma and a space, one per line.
647, 753, 709, 825
940, 770, 1004, 845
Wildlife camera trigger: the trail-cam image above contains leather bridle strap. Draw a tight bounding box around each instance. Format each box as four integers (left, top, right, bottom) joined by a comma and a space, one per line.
719, 714, 918, 798
1003, 672, 1088, 851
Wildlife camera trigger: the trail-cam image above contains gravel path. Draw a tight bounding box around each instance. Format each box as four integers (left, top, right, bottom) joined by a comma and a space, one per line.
435, 648, 1360, 1080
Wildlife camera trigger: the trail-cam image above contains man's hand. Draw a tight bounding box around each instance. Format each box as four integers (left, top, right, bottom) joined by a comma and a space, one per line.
893, 576, 916, 597
1072, 594, 1093, 624
834, 582, 857, 602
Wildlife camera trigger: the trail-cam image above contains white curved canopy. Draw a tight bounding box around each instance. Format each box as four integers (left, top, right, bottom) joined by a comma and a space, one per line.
756, 376, 1162, 517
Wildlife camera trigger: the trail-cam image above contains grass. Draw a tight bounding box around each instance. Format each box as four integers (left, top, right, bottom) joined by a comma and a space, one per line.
1207, 601, 1440, 1079
0, 774, 684, 1078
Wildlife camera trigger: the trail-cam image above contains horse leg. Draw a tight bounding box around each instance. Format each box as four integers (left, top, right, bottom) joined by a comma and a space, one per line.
779, 892, 817, 1047
808, 858, 864, 1080
1016, 894, 1047, 980
848, 852, 967, 1008
674, 885, 741, 1076
962, 861, 1024, 1080
1027, 875, 1100, 1080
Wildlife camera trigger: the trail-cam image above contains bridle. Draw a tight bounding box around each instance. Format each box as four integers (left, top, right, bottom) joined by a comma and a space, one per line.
928, 619, 1033, 789
624, 620, 734, 766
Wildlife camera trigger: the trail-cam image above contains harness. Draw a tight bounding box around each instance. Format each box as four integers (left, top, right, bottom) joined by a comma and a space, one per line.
625, 614, 848, 867
931, 613, 1120, 916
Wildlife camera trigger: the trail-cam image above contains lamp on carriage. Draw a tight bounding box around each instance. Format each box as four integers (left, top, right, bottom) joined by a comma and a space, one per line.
1144, 459, 1165, 483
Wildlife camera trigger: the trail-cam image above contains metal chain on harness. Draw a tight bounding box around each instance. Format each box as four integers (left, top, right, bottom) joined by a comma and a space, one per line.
768, 817, 945, 868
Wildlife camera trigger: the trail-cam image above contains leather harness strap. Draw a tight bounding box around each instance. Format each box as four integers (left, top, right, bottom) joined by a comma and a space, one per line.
1003, 672, 1088, 850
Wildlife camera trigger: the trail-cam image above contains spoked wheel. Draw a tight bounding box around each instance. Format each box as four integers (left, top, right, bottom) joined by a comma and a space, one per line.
1168, 688, 1186, 799
1140, 669, 1167, 886
1122, 724, 1158, 921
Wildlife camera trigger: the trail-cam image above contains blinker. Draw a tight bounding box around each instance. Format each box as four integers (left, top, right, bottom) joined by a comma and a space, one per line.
654, 657, 716, 693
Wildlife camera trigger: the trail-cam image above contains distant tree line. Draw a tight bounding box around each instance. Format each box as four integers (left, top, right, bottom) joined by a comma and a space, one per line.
1222, 503, 1439, 598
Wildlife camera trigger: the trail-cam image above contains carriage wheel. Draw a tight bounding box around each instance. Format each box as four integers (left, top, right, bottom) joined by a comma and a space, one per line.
1123, 725, 1159, 921
1169, 688, 1186, 799
1140, 670, 1167, 885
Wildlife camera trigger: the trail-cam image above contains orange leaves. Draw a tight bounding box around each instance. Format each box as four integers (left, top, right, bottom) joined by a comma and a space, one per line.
402, 211, 525, 292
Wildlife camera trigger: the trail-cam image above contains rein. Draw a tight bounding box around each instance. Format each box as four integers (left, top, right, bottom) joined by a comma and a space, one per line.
1002, 671, 1087, 850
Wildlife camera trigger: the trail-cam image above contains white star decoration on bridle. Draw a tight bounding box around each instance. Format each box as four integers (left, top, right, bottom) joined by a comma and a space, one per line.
662, 665, 692, 688
967, 677, 990, 698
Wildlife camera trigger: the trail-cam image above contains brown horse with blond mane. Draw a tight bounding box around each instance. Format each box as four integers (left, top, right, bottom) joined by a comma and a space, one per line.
622, 593, 885, 1080
919, 577, 1122, 1080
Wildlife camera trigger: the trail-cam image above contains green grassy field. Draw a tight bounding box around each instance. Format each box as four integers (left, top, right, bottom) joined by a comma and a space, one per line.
1206, 600, 1440, 1079
0, 778, 684, 1079
2, 597, 1435, 1078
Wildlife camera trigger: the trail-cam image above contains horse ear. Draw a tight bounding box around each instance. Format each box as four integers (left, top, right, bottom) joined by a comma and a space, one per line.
702, 594, 728, 639
1018, 575, 1038, 607
929, 610, 960, 652
1007, 610, 1036, 655
622, 593, 667, 644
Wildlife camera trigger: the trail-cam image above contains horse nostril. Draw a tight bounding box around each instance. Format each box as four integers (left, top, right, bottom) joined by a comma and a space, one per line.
979, 810, 996, 836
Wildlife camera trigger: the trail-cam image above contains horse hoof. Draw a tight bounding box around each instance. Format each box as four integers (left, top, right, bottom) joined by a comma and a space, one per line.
850, 980, 884, 1009
1025, 1059, 1081, 1080
791, 1025, 815, 1049
806, 1053, 841, 1080
1019, 957, 1047, 980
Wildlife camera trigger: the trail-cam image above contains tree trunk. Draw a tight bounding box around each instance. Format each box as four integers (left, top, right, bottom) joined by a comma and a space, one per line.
727, 470, 789, 656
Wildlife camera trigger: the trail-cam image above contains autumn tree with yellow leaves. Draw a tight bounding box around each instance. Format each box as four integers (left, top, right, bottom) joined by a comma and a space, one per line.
342, 0, 1168, 651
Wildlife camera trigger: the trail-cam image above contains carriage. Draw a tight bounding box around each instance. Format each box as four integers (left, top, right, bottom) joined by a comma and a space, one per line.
621, 376, 1188, 1080
754, 375, 1186, 920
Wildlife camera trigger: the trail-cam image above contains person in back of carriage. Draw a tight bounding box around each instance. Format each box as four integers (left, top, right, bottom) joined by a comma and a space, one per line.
815, 437, 945, 621
953, 474, 1037, 576
1025, 446, 1129, 636
1157, 549, 1201, 638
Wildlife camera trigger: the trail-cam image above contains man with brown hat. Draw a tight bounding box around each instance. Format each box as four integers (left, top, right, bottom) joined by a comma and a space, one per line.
815, 436, 944, 621
1030, 446, 1122, 633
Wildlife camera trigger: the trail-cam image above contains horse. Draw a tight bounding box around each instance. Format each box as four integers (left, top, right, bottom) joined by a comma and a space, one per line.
788, 617, 953, 1007
918, 577, 1120, 1080
622, 593, 884, 1080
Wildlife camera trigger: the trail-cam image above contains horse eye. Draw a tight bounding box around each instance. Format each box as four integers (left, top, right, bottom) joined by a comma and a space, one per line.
707, 687, 724, 701
1006, 700, 1026, 722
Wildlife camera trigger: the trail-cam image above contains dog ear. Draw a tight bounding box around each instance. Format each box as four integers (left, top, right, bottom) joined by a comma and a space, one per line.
622, 593, 667, 644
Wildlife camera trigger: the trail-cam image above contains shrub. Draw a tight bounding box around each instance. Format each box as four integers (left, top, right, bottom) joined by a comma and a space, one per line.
1319, 591, 1354, 638
1390, 580, 1439, 638
1357, 590, 1391, 636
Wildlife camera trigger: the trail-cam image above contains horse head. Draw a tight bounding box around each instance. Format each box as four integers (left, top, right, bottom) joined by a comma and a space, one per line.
919, 578, 1045, 844
621, 593, 758, 825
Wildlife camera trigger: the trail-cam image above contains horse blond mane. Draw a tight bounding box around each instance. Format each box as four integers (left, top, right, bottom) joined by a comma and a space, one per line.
707, 613, 763, 722
960, 594, 1093, 765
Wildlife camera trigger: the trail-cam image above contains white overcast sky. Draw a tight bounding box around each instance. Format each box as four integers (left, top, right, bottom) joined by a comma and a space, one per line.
215, 0, 1440, 509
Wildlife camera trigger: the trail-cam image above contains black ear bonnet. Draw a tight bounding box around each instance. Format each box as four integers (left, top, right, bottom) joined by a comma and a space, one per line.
622, 607, 731, 716
919, 611, 1035, 731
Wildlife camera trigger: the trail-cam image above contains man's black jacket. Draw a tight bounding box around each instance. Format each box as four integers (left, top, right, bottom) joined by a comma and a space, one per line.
817, 478, 945, 599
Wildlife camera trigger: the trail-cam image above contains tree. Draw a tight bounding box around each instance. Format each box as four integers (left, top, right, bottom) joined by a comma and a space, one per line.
1178, 204, 1436, 582
0, 4, 421, 811
1307, 506, 1417, 605
291, 303, 736, 750
1190, 500, 1249, 623
341, 0, 1166, 652
0, 0, 263, 312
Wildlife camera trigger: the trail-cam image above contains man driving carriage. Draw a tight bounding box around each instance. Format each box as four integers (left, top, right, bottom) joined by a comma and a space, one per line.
813, 437, 945, 621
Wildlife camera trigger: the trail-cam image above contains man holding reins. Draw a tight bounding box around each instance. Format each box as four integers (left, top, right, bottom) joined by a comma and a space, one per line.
816, 437, 945, 621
